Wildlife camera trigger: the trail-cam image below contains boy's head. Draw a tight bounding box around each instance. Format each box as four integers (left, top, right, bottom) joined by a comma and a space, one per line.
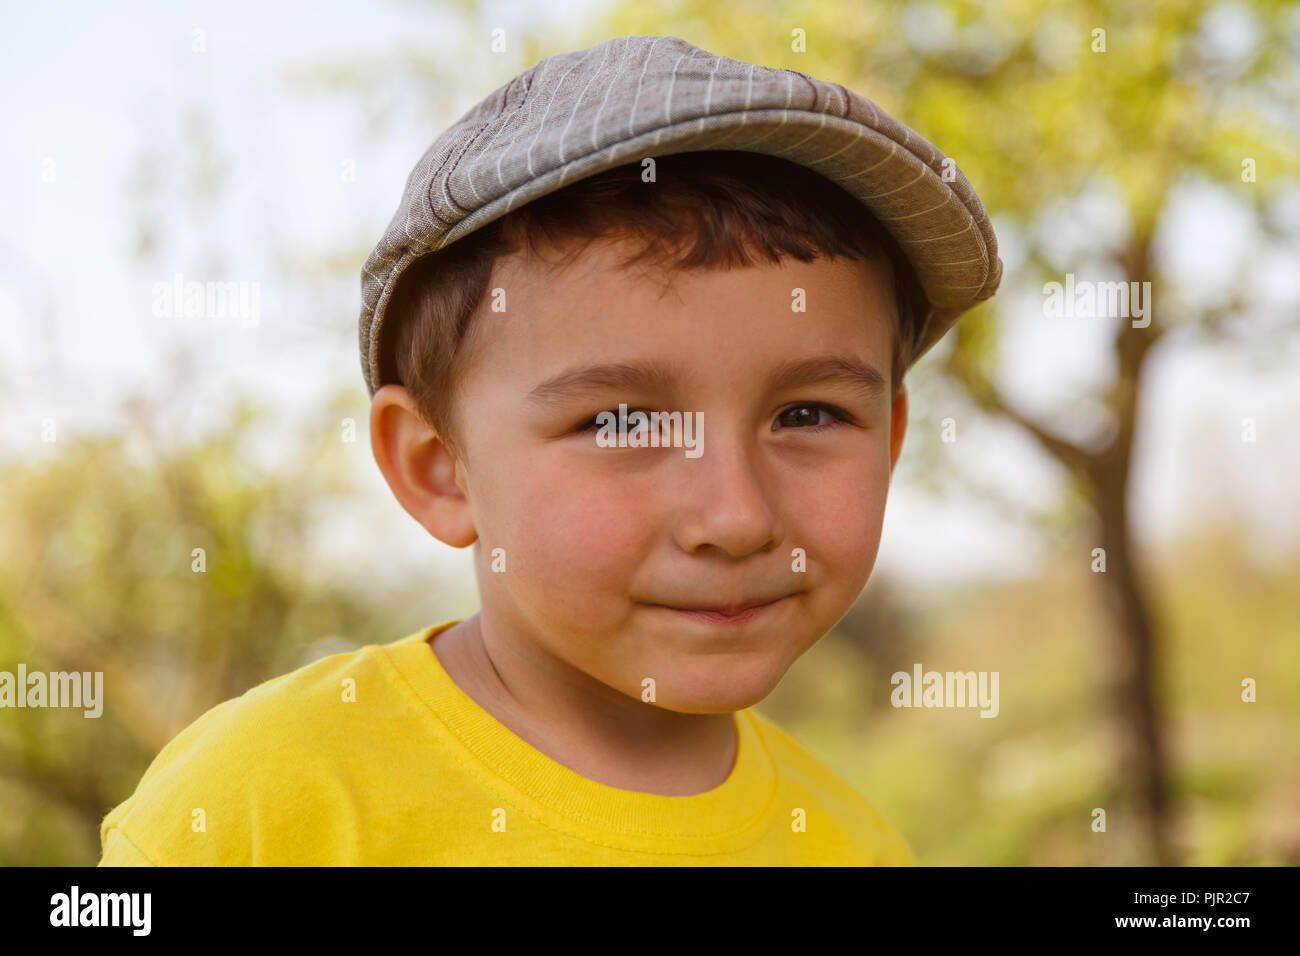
359, 36, 1000, 713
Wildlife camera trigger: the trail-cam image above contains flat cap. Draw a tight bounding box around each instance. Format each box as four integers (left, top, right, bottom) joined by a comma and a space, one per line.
359, 34, 1002, 396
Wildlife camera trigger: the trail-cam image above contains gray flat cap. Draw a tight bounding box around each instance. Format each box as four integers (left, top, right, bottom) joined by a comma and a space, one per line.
359, 34, 1002, 396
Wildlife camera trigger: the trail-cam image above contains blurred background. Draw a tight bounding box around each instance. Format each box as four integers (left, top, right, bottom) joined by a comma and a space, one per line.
2, 0, 1298, 865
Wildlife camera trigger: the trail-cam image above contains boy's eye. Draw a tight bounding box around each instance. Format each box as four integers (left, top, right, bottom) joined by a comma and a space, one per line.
572, 403, 853, 433
773, 403, 852, 431
574, 408, 656, 432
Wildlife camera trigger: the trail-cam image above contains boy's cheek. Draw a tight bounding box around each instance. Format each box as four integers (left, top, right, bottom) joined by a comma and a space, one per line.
504, 467, 654, 597
789, 468, 890, 581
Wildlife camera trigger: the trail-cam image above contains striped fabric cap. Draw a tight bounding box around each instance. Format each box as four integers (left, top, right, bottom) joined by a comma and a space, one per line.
359, 34, 1002, 396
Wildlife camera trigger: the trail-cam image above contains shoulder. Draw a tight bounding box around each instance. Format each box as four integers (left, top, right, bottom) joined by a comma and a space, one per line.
99, 638, 411, 866
744, 707, 916, 865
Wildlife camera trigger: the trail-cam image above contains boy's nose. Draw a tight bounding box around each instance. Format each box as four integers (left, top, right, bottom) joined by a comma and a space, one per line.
669, 434, 783, 558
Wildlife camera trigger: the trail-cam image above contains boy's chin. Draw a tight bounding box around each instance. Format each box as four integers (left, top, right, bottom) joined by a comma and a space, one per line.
637, 667, 786, 715
649, 695, 768, 715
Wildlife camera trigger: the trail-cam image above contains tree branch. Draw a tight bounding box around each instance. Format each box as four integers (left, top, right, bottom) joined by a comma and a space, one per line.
941, 347, 1097, 477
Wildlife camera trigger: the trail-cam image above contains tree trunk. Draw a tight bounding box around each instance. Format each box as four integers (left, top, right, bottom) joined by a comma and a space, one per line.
1087, 240, 1177, 865
1090, 445, 1177, 865
943, 243, 1176, 862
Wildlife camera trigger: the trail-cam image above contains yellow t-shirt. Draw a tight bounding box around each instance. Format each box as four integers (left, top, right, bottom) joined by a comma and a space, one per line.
99, 620, 915, 865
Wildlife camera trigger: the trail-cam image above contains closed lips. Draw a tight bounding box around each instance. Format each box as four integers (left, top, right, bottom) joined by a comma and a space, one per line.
655, 596, 788, 615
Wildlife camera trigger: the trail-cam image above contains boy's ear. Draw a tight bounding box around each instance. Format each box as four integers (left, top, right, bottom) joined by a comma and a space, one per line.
888, 383, 908, 473
369, 384, 478, 548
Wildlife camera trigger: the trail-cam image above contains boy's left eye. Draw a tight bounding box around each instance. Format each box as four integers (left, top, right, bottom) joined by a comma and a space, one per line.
571, 403, 853, 433
773, 403, 853, 431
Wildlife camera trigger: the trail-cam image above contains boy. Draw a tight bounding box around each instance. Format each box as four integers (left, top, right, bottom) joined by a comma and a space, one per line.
100, 34, 1000, 865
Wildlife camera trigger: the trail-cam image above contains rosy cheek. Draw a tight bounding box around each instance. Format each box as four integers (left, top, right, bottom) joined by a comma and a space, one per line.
508, 461, 652, 603
792, 458, 890, 580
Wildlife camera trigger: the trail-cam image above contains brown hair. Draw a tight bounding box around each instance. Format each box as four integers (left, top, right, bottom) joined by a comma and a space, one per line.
380, 149, 928, 461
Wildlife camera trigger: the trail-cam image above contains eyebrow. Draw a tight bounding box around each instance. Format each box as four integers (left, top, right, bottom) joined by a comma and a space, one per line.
525, 354, 888, 408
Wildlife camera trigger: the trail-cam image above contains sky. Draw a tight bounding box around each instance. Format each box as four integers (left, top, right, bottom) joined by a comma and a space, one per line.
2, 0, 1297, 596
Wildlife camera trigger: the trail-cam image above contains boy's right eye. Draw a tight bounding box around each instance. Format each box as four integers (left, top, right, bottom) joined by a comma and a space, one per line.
573, 408, 654, 432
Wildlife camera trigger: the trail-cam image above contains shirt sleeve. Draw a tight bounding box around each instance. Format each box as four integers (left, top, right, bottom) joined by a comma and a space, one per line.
99, 826, 157, 866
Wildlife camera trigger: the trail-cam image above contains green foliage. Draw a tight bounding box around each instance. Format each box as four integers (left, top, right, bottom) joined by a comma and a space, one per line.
0, 389, 426, 864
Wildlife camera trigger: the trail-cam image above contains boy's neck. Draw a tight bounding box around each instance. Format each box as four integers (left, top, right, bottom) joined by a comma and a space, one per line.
430, 614, 738, 796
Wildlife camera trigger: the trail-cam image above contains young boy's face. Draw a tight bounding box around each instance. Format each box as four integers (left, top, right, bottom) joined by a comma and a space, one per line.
373, 233, 908, 714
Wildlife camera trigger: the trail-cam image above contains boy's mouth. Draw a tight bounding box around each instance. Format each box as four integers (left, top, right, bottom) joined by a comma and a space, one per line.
645, 595, 792, 626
